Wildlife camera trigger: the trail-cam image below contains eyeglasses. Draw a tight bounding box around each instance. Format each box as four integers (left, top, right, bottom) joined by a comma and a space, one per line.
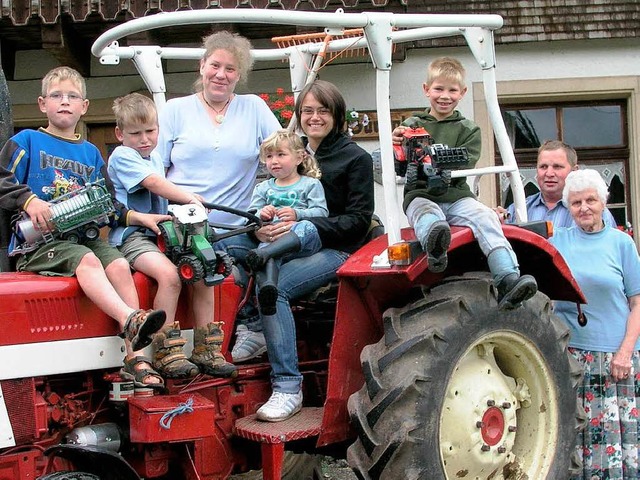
45, 92, 85, 103
300, 107, 331, 117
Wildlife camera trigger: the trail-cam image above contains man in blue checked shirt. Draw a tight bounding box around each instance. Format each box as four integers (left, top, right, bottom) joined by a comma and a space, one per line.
500, 140, 616, 227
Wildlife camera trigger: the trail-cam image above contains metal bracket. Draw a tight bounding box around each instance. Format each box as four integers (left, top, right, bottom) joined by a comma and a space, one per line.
99, 41, 121, 65
364, 13, 394, 71
462, 27, 496, 70
131, 46, 167, 96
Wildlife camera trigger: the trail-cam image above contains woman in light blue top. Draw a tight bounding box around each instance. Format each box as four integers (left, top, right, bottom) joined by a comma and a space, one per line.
156, 31, 281, 226
550, 169, 640, 479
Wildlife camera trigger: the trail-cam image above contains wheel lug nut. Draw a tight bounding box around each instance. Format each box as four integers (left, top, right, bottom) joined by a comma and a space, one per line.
497, 446, 507, 453
476, 421, 484, 428
508, 425, 517, 432
481, 444, 490, 452
502, 402, 511, 409
487, 399, 495, 406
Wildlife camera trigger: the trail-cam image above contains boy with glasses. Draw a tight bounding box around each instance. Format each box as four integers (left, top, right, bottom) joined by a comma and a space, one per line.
0, 66, 170, 389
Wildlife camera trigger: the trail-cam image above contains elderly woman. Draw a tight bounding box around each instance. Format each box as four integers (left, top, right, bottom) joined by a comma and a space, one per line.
550, 169, 640, 479
157, 30, 280, 226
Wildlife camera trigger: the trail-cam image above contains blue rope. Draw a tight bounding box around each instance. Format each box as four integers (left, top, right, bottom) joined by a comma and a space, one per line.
159, 397, 194, 430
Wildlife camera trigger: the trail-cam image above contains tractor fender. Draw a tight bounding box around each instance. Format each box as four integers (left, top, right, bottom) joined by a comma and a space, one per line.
339, 225, 585, 304
42, 444, 140, 480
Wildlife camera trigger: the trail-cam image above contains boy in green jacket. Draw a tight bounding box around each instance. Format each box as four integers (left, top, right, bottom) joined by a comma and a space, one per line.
393, 57, 536, 310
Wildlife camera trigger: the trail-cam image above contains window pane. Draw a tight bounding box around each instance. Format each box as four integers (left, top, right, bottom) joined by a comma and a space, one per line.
502, 108, 557, 149
562, 106, 622, 147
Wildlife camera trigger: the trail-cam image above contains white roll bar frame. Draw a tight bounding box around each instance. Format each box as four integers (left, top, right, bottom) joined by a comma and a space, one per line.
91, 9, 527, 263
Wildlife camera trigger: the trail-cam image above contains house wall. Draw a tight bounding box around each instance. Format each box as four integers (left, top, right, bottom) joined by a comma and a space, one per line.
5, 36, 640, 232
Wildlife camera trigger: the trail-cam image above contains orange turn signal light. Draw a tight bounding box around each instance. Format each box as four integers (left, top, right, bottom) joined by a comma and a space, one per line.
388, 240, 422, 266
388, 242, 411, 265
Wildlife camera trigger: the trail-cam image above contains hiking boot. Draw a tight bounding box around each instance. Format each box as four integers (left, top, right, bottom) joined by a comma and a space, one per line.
424, 220, 451, 273
190, 322, 237, 378
256, 391, 303, 422
152, 322, 199, 379
231, 325, 267, 363
497, 273, 538, 310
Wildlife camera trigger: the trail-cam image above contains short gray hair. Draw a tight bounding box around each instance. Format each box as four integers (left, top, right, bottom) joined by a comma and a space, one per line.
562, 169, 609, 206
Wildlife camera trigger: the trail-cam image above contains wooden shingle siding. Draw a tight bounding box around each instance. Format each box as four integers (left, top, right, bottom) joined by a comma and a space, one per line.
0, 0, 638, 43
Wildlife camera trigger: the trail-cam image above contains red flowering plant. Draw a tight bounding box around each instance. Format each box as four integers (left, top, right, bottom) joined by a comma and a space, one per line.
260, 88, 295, 127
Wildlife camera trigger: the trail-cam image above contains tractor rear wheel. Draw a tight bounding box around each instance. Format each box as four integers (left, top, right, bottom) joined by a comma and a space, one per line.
157, 222, 173, 254
347, 272, 583, 480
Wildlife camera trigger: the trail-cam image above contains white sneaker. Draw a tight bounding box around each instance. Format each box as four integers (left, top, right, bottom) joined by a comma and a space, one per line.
256, 391, 303, 422
231, 325, 267, 363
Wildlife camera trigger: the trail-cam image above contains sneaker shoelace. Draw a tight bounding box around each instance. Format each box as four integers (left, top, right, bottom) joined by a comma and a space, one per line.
266, 392, 292, 408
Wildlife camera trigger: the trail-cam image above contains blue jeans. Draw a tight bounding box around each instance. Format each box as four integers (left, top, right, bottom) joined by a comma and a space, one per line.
215, 223, 323, 332
214, 233, 261, 330
406, 197, 515, 258
256, 220, 322, 267
263, 248, 349, 394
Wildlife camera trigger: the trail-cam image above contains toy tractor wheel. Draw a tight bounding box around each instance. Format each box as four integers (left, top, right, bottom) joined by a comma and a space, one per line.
37, 472, 100, 480
157, 222, 174, 254
215, 250, 234, 278
347, 272, 583, 480
177, 255, 204, 284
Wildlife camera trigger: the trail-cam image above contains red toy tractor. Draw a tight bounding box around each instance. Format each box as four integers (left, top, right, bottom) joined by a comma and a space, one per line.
0, 10, 586, 480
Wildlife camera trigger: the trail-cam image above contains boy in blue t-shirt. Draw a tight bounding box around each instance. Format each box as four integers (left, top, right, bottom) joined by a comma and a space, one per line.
0, 67, 168, 388
108, 93, 236, 379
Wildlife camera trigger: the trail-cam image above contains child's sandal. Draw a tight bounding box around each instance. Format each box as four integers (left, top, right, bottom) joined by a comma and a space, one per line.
121, 356, 165, 390
120, 309, 166, 351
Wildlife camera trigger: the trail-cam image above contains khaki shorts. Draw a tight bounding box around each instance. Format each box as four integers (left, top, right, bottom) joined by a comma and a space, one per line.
16, 239, 124, 277
119, 231, 161, 265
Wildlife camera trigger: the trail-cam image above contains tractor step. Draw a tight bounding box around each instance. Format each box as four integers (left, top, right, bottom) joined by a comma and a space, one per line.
235, 407, 323, 480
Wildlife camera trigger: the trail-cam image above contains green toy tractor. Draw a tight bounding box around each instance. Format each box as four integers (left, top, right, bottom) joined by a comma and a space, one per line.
157, 202, 261, 286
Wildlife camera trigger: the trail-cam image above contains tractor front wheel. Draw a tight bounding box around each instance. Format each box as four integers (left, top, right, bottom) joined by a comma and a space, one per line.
347, 273, 583, 480
177, 254, 204, 284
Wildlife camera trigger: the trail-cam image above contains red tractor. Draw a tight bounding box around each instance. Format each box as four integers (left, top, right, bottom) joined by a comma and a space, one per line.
0, 10, 586, 480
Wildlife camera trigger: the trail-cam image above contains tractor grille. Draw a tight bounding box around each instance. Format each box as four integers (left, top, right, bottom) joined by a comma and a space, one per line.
25, 296, 81, 333
1, 378, 37, 444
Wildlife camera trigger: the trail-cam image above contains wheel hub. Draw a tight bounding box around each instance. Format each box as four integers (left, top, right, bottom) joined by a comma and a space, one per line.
440, 342, 520, 478
481, 406, 505, 446
180, 263, 194, 279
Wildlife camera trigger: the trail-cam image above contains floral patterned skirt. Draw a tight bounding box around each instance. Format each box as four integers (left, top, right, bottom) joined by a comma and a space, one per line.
570, 348, 640, 480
